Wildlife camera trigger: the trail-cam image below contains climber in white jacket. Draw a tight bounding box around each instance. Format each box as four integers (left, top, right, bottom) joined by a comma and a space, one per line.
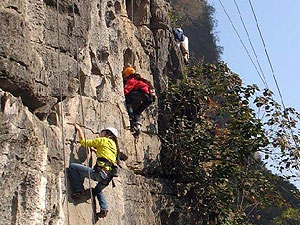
173, 28, 189, 64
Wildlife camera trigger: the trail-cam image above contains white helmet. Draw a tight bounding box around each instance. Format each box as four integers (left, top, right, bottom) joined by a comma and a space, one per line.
103, 127, 119, 138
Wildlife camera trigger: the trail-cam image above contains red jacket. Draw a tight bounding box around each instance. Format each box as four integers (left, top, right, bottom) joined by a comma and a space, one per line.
124, 77, 151, 95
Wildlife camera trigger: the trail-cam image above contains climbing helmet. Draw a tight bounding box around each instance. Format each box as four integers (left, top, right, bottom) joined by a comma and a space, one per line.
123, 66, 135, 78
103, 127, 119, 138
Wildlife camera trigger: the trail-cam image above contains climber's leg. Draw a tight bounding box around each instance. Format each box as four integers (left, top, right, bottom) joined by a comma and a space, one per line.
68, 163, 86, 193
68, 163, 103, 198
94, 183, 108, 210
132, 92, 153, 122
93, 176, 110, 219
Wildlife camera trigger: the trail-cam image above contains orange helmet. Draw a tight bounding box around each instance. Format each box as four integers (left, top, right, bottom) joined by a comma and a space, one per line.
123, 66, 135, 78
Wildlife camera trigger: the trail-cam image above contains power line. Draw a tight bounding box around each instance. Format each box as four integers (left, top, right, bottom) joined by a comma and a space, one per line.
232, 0, 268, 89
247, 0, 300, 159
218, 0, 300, 167
247, 0, 285, 108
217, 0, 267, 88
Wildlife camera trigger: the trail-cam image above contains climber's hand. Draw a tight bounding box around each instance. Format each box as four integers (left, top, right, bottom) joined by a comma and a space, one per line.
73, 124, 84, 140
90, 147, 97, 154
74, 124, 81, 131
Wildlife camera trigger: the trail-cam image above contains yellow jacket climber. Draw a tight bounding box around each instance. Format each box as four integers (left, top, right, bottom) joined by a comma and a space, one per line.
68, 124, 119, 220
80, 136, 117, 170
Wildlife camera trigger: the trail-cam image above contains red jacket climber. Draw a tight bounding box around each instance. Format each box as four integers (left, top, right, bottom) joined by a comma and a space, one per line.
123, 66, 155, 135
124, 76, 151, 95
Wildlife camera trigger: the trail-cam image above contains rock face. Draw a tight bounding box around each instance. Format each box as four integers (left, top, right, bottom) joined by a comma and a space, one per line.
0, 0, 191, 224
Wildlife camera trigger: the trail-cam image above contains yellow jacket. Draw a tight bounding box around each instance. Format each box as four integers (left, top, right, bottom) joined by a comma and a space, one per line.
80, 137, 117, 170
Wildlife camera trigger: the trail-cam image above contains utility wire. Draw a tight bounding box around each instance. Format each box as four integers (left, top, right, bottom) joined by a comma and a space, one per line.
232, 0, 268, 89
247, 0, 300, 159
56, 1, 70, 224
217, 0, 267, 88
247, 0, 285, 108
218, 0, 300, 165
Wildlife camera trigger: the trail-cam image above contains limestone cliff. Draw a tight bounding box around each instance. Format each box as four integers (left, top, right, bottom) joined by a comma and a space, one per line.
0, 0, 189, 224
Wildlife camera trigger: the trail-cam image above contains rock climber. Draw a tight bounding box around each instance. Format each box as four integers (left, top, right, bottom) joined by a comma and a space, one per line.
68, 124, 119, 219
123, 65, 155, 135
173, 28, 189, 64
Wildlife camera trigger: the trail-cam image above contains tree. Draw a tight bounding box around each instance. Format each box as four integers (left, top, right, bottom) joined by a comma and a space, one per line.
159, 62, 300, 224
271, 208, 300, 225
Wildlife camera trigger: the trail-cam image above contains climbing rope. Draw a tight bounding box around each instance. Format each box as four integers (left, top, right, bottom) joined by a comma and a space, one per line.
56, 1, 70, 224
131, 0, 134, 66
71, 0, 96, 224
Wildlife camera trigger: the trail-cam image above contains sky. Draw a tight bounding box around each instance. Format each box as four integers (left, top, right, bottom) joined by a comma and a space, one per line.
208, 0, 300, 111
208, 0, 300, 188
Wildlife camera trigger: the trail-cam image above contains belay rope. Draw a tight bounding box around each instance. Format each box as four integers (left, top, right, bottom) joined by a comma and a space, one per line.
56, 1, 70, 225
71, 0, 97, 224
131, 0, 134, 66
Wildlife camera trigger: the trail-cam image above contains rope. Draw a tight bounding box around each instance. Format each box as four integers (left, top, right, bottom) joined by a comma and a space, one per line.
71, 1, 96, 224
232, 0, 268, 89
131, 0, 134, 66
56, 1, 70, 224
247, 0, 300, 158
217, 0, 267, 88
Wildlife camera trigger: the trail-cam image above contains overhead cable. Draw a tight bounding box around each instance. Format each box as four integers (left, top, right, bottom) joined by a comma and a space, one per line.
232, 0, 268, 89
247, 0, 300, 159
247, 0, 285, 107
217, 0, 267, 87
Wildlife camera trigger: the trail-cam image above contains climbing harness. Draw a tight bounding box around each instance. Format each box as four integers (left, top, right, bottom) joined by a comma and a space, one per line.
56, 1, 70, 224
71, 0, 96, 224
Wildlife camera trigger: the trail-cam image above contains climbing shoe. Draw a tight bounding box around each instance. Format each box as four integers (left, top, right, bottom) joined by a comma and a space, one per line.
133, 114, 141, 123
96, 209, 108, 219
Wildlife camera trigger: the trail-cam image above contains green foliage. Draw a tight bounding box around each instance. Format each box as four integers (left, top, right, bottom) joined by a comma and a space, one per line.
159, 62, 300, 224
253, 89, 300, 172
222, 212, 253, 225
271, 208, 300, 225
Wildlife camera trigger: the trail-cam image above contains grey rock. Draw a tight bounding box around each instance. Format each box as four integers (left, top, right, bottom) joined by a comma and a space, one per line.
0, 0, 195, 224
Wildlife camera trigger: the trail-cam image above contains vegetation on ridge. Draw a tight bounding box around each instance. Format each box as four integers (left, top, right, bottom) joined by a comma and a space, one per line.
159, 62, 300, 224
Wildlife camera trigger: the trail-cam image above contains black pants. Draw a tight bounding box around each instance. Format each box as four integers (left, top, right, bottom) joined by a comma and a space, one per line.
125, 91, 153, 122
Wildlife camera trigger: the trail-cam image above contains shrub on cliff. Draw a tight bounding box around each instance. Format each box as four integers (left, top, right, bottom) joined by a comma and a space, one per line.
159, 62, 300, 224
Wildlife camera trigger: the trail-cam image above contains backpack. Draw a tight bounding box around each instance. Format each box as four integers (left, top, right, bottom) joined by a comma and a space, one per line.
173, 28, 185, 42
